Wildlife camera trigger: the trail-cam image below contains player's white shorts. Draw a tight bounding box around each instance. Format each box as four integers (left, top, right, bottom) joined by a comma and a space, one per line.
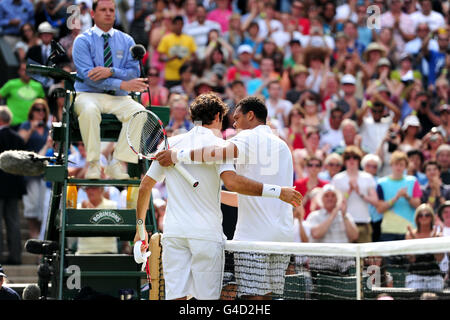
161, 236, 224, 300
234, 252, 290, 297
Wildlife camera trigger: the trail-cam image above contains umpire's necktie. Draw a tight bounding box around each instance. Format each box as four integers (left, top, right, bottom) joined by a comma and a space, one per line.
102, 33, 113, 68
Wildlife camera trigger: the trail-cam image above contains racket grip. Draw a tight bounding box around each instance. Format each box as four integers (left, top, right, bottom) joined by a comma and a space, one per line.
174, 163, 199, 188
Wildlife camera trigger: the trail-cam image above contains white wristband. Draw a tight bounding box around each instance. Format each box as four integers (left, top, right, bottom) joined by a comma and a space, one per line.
262, 184, 281, 198
176, 148, 191, 163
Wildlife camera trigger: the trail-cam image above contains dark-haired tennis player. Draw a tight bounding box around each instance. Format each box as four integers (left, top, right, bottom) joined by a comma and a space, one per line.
156, 96, 299, 300
135, 93, 301, 300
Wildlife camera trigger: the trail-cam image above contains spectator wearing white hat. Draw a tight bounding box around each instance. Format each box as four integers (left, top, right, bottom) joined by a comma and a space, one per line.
390, 52, 422, 92
398, 115, 423, 153
336, 74, 361, 121
225, 44, 261, 87
26, 22, 57, 66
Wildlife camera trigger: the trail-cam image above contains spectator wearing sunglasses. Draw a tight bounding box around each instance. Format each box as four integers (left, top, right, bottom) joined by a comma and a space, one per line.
141, 67, 169, 107
294, 156, 329, 220
405, 204, 444, 291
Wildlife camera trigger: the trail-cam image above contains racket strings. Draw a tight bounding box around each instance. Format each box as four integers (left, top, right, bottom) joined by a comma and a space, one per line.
136, 112, 165, 157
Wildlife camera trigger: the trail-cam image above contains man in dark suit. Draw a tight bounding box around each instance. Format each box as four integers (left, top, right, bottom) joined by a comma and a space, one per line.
26, 21, 56, 65
0, 106, 26, 265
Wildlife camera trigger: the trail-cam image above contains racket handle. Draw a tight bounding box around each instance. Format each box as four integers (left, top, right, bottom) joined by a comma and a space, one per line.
174, 163, 199, 188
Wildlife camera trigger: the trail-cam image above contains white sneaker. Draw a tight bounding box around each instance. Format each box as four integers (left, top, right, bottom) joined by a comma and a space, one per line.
105, 161, 130, 180
85, 161, 101, 179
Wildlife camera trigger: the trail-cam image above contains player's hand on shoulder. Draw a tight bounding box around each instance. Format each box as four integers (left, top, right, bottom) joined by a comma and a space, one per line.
280, 187, 303, 207
155, 149, 176, 167
120, 78, 149, 92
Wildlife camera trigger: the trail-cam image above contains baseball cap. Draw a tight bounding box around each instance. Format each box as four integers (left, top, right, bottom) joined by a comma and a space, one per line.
0, 265, 7, 278
402, 115, 421, 131
237, 44, 253, 55
341, 74, 356, 85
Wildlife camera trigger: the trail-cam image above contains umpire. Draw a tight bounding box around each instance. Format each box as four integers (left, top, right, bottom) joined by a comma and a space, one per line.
72, 0, 148, 180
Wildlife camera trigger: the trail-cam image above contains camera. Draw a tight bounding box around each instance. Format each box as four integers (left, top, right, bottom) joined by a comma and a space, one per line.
389, 131, 397, 140
38, 121, 45, 128
421, 101, 428, 109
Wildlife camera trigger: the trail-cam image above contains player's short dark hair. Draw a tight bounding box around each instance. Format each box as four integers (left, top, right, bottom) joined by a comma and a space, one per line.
190, 93, 229, 125
235, 96, 268, 124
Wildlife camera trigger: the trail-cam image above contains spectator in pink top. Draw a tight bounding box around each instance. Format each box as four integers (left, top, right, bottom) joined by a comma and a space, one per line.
207, 0, 232, 33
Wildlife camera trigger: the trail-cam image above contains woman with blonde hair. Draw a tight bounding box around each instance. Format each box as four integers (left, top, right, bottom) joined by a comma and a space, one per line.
405, 204, 445, 291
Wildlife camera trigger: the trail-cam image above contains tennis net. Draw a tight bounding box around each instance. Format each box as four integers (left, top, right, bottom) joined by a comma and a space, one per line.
221, 237, 450, 300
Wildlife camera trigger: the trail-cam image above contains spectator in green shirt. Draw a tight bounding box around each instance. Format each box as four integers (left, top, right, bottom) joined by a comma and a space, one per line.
0, 62, 45, 129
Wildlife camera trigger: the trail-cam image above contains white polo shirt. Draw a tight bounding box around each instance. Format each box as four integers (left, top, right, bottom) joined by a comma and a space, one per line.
229, 125, 294, 242
331, 171, 377, 224
146, 126, 235, 243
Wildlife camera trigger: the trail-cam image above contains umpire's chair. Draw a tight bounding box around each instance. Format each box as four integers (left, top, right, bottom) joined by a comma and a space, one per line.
27, 64, 169, 300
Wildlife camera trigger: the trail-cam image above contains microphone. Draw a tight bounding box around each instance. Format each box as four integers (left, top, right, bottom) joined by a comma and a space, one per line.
25, 239, 59, 255
129, 44, 151, 108
22, 284, 41, 300
130, 44, 146, 60
51, 39, 66, 55
47, 40, 68, 67
0, 150, 49, 176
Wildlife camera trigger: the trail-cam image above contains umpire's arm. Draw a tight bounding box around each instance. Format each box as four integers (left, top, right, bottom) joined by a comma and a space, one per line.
73, 36, 124, 91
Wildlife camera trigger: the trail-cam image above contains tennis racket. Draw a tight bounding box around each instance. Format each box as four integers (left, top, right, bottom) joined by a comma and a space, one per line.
127, 109, 199, 188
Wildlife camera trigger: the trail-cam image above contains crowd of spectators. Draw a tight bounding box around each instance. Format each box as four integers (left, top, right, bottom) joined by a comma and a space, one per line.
0, 0, 449, 291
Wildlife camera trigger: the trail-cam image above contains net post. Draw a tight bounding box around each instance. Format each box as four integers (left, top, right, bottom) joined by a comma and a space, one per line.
356, 246, 362, 300
149, 232, 164, 300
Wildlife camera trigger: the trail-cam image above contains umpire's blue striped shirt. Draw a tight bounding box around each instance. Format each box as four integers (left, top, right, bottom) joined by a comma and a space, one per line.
73, 25, 140, 96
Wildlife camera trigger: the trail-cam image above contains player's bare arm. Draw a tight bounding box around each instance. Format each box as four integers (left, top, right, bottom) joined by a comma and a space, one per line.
220, 171, 302, 207
155, 142, 238, 166
134, 175, 156, 249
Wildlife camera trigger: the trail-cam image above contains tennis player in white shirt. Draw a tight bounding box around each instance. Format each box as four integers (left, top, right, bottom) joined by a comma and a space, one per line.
135, 94, 301, 300
156, 96, 300, 300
